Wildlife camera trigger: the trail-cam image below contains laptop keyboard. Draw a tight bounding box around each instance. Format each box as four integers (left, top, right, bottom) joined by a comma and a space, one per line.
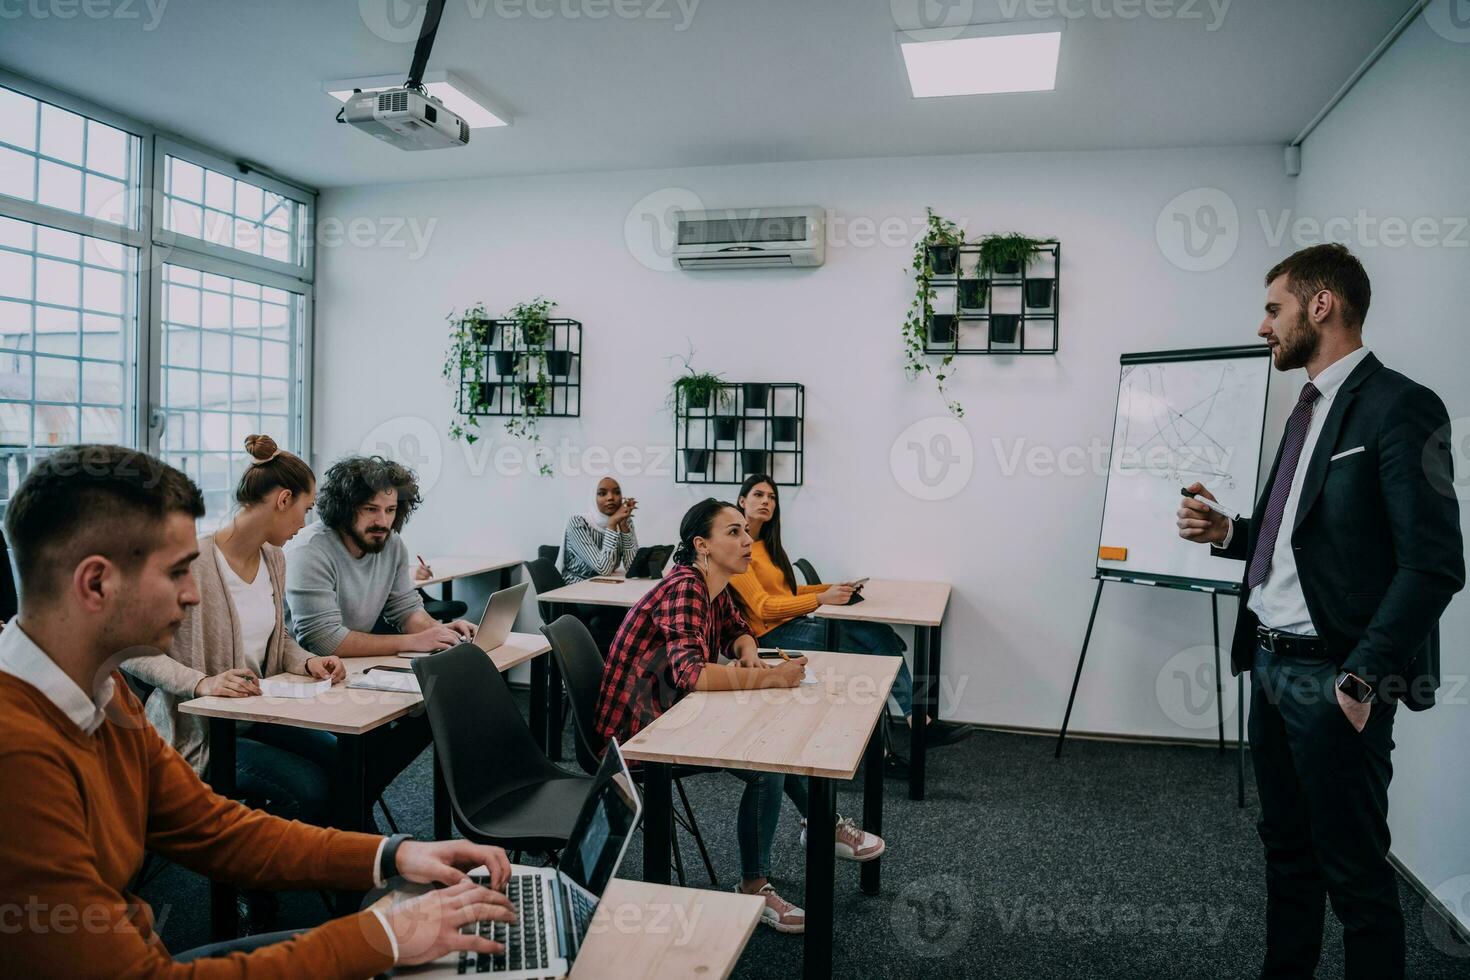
457, 873, 549, 974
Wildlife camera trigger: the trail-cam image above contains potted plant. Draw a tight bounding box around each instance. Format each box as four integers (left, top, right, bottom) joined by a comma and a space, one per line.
473, 381, 497, 410
742, 383, 770, 411
667, 347, 726, 416
713, 389, 739, 441
545, 349, 574, 377
504, 298, 560, 476
511, 296, 554, 347
771, 416, 797, 443
903, 208, 965, 418
989, 314, 1021, 344
958, 277, 988, 312
923, 209, 963, 277
977, 232, 1045, 278
494, 351, 519, 376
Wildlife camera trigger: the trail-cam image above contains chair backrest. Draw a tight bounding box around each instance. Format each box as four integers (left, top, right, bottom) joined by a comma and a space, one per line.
541, 614, 608, 776
794, 557, 821, 586
538, 544, 560, 564
412, 644, 562, 822
523, 557, 568, 619
0, 528, 17, 622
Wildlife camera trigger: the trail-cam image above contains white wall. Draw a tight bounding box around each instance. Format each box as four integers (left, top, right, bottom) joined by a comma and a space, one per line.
315, 143, 1297, 743
1291, 1, 1470, 933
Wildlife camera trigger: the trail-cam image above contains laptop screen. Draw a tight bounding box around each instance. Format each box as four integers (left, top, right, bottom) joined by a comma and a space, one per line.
559, 742, 641, 899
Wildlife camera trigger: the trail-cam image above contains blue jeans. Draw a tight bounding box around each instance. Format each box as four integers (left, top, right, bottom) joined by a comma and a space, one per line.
235, 723, 337, 826
762, 615, 914, 717
727, 769, 809, 880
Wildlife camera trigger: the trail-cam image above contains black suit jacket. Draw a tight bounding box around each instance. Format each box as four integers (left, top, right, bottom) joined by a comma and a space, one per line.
1218, 352, 1465, 709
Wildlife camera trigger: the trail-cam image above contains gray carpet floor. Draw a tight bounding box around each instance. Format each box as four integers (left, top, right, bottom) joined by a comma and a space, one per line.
138, 697, 1470, 978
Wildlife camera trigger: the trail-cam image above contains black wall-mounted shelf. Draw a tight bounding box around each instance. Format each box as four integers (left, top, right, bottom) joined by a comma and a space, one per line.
923, 241, 1060, 355
674, 382, 804, 486
457, 318, 582, 418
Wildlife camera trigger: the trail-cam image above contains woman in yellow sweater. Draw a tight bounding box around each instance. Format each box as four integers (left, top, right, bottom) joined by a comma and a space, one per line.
729, 475, 969, 755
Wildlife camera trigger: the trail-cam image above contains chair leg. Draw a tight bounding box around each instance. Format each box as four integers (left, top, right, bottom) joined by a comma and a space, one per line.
669, 808, 688, 887
377, 797, 400, 835
674, 777, 719, 887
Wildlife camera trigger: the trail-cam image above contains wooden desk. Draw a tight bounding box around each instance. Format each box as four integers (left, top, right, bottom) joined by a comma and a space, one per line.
622, 651, 898, 980
574, 879, 761, 979
413, 555, 522, 598
533, 575, 954, 802
181, 632, 550, 940
813, 578, 951, 801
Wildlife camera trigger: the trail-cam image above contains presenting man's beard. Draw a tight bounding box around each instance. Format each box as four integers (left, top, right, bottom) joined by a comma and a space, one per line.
1274, 307, 1320, 371
349, 524, 391, 554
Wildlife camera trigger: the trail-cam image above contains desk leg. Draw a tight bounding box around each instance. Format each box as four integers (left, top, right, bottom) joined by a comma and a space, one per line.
333, 734, 367, 915
433, 749, 451, 840
804, 776, 836, 979
861, 720, 884, 896
641, 763, 673, 886
909, 626, 930, 802
206, 717, 238, 943
441, 580, 453, 603
529, 651, 548, 753
823, 617, 836, 651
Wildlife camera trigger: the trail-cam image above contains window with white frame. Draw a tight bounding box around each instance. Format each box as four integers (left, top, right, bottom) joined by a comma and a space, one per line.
0, 76, 314, 524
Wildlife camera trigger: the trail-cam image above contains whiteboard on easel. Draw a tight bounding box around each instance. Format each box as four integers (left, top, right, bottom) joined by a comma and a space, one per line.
1094, 345, 1272, 592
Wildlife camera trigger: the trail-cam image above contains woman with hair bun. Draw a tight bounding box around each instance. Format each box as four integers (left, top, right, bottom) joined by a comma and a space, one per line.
124, 435, 344, 824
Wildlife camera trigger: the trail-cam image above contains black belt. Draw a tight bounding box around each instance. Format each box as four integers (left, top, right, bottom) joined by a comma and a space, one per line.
1256, 626, 1329, 660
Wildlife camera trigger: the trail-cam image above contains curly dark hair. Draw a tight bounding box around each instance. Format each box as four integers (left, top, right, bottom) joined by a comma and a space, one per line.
315, 455, 422, 533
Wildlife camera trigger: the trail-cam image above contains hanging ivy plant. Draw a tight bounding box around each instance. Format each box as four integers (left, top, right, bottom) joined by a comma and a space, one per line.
504, 296, 556, 476
443, 301, 492, 445
903, 207, 965, 417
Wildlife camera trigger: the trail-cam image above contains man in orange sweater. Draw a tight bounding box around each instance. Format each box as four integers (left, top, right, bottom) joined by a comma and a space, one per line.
0, 445, 516, 976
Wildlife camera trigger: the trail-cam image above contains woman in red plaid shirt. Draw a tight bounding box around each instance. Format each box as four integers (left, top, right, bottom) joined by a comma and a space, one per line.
594, 498, 887, 934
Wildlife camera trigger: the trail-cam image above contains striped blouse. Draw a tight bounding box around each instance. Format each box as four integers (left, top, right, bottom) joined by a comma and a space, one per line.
560, 515, 639, 584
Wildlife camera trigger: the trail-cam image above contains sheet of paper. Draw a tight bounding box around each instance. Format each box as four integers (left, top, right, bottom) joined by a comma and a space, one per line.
258, 677, 331, 699
347, 671, 421, 694
801, 667, 818, 686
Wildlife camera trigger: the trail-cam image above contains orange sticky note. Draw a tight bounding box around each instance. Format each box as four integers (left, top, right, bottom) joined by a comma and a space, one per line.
1098, 546, 1128, 561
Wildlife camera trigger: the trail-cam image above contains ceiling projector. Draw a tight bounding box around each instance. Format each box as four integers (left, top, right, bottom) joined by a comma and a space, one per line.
342, 88, 469, 151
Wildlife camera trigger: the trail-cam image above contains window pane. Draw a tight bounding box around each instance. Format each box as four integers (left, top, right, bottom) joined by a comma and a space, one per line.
0, 84, 139, 228
162, 154, 305, 266
160, 264, 303, 531
0, 86, 37, 150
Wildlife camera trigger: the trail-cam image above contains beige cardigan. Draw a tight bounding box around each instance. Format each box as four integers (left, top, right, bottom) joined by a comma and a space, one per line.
123, 534, 313, 773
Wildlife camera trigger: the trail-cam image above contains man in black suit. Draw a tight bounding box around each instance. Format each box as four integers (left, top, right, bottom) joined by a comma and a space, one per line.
1177, 243, 1463, 980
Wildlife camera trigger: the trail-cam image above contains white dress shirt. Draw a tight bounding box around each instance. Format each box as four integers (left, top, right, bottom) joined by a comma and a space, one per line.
1220, 345, 1372, 634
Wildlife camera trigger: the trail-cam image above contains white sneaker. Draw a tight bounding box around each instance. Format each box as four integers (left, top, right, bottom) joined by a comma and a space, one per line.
800, 816, 886, 863
738, 882, 805, 934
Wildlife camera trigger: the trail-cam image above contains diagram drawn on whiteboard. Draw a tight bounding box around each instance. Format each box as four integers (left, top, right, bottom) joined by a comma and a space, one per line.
1095, 347, 1272, 589
1115, 361, 1242, 492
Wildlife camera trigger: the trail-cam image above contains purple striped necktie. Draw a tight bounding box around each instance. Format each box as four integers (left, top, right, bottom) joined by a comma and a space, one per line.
1246, 381, 1321, 590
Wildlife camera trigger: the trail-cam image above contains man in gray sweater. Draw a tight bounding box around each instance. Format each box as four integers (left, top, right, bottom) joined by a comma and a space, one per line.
284, 455, 476, 825
286, 455, 475, 657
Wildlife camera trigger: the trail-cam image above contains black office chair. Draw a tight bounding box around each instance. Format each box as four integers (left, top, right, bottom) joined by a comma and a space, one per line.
538, 544, 560, 565
412, 643, 591, 856
795, 557, 821, 586
523, 557, 568, 620
541, 614, 719, 886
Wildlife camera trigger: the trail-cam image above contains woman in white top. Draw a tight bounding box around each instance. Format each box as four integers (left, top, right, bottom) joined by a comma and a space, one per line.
124, 434, 344, 827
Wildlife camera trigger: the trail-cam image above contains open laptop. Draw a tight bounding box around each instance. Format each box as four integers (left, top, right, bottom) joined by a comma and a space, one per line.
407, 739, 643, 978
400, 581, 529, 659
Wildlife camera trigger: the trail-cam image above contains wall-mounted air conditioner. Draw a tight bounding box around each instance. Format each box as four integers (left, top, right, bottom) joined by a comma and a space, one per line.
671, 206, 825, 270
